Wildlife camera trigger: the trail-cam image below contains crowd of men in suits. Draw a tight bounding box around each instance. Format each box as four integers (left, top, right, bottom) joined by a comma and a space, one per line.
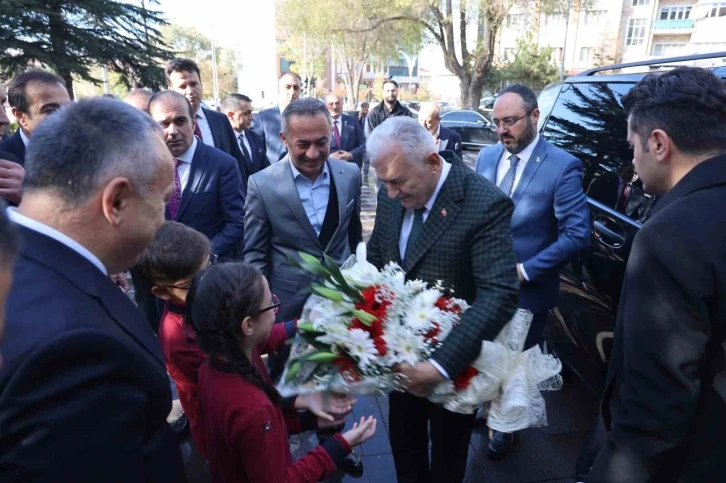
0, 58, 724, 483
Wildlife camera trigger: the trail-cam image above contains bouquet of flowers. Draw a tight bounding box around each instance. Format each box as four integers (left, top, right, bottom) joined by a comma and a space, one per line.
277, 243, 562, 432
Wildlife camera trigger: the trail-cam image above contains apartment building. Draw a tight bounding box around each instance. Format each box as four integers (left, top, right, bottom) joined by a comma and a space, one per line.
496, 0, 726, 74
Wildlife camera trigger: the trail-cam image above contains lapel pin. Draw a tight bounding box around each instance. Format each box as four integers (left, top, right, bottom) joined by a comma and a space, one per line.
441, 208, 447, 217
535, 156, 541, 163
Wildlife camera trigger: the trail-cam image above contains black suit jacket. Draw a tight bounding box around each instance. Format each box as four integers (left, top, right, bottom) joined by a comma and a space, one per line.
0, 130, 26, 165
438, 125, 463, 159
587, 154, 726, 483
0, 225, 185, 482
331, 114, 366, 166
168, 141, 246, 257
367, 161, 519, 378
241, 128, 270, 177
202, 107, 246, 177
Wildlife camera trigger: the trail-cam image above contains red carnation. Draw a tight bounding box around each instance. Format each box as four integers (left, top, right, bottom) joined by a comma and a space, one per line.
424, 324, 441, 344
453, 366, 479, 391
334, 356, 361, 381
355, 285, 391, 320
436, 296, 464, 315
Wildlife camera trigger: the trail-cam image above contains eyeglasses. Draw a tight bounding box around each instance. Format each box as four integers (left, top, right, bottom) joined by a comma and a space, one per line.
492, 112, 532, 129
257, 294, 281, 315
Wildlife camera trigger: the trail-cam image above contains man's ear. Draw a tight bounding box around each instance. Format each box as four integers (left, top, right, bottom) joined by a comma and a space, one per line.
225, 110, 235, 122
151, 285, 172, 301
11, 108, 28, 131
426, 151, 442, 173
279, 131, 289, 150
650, 129, 671, 164
100, 177, 133, 226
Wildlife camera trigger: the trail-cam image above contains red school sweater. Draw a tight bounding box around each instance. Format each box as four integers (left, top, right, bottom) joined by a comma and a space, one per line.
197, 325, 351, 483
158, 302, 208, 457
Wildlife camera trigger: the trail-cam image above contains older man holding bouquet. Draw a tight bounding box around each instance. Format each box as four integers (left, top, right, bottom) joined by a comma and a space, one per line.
366, 117, 519, 483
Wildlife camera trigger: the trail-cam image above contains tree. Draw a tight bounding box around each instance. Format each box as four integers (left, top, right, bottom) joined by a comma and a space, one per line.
278, 0, 422, 109
161, 24, 237, 100
492, 34, 559, 91
0, 0, 171, 98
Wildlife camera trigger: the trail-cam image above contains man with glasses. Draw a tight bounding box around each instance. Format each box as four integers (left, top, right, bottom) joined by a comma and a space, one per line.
474, 84, 590, 459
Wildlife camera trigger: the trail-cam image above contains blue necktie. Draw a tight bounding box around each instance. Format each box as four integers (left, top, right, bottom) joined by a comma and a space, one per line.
498, 154, 520, 197
405, 208, 426, 261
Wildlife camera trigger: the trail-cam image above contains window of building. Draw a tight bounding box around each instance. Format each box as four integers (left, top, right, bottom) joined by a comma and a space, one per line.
704, 2, 726, 18
651, 43, 686, 57
579, 47, 594, 62
626, 18, 647, 46
632, 0, 650, 6
658, 5, 692, 20
583, 10, 606, 25
507, 14, 527, 29
544, 14, 566, 28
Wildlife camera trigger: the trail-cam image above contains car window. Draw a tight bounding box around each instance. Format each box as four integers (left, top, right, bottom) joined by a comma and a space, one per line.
460, 111, 482, 123
537, 83, 562, 131
541, 82, 655, 224
442, 111, 465, 122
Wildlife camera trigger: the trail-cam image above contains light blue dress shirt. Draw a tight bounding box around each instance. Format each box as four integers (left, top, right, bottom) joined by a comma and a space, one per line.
290, 161, 330, 235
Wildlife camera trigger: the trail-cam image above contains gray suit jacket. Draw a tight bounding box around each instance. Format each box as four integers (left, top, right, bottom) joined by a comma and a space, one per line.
244, 157, 363, 322
250, 106, 286, 166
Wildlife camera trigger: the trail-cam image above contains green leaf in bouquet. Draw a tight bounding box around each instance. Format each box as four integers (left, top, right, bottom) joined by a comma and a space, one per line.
304, 351, 340, 363
351, 309, 376, 326
296, 322, 318, 333
323, 254, 363, 302
285, 360, 303, 383
311, 284, 345, 302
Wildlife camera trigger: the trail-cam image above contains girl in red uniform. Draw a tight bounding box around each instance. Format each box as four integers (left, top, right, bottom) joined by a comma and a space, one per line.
187, 263, 376, 483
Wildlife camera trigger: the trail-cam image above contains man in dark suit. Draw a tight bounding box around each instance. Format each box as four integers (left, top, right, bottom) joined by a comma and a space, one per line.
149, 91, 246, 260
419, 101, 463, 159
0, 71, 70, 205
251, 71, 302, 166
324, 94, 366, 168
581, 67, 726, 483
0, 98, 185, 481
221, 93, 270, 186
0, 201, 18, 371
358, 101, 369, 131
366, 116, 519, 483
165, 58, 245, 175
475, 84, 590, 457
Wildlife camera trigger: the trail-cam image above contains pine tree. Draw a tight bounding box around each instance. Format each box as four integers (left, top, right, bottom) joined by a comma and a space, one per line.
0, 0, 171, 98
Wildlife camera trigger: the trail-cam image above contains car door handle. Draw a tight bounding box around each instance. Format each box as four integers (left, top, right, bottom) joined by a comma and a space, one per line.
592, 219, 625, 248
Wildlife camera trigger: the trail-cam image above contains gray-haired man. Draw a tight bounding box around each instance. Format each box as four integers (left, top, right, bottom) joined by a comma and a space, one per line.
0, 98, 185, 481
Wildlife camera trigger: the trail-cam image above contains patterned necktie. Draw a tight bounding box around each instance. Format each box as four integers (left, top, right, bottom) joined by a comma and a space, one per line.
168, 159, 183, 219
332, 120, 341, 149
238, 133, 251, 164
405, 207, 426, 261
194, 114, 203, 141
498, 154, 520, 197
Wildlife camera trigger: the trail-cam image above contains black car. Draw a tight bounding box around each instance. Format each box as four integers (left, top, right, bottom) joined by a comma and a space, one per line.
539, 52, 726, 396
440, 109, 498, 149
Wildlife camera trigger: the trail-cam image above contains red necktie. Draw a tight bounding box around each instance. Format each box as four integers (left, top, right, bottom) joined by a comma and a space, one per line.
332, 120, 341, 149
194, 114, 203, 141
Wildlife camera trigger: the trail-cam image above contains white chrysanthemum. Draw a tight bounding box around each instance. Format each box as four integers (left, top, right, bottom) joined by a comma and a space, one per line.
344, 329, 379, 369
403, 289, 443, 333
384, 328, 425, 365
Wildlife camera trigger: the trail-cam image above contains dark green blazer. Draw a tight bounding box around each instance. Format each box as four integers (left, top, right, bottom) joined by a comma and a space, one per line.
367, 161, 519, 378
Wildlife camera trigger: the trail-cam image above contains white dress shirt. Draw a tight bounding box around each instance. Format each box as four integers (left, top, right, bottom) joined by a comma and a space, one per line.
175, 136, 197, 191
237, 130, 252, 159
19, 129, 30, 148
495, 134, 540, 193
290, 162, 330, 236
398, 159, 452, 260
194, 107, 216, 148
495, 135, 540, 282
398, 159, 454, 379
7, 207, 107, 275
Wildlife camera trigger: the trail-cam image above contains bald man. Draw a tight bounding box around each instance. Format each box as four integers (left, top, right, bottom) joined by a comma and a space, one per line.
418, 102, 463, 160
324, 94, 366, 167
124, 88, 153, 113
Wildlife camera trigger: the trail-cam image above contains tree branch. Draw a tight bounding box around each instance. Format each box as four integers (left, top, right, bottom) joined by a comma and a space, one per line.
460, 0, 469, 68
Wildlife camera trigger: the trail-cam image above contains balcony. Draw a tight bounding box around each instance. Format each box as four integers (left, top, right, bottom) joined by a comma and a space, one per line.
652, 18, 695, 33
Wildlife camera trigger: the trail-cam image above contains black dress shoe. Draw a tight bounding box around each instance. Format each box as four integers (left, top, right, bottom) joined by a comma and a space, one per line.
487, 430, 514, 459
341, 451, 364, 478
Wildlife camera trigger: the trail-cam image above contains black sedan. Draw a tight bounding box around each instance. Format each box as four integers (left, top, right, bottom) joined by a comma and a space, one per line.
440, 109, 498, 149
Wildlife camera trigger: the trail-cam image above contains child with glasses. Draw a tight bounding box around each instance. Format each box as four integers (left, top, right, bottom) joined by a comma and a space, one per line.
136, 221, 215, 458
187, 263, 377, 483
